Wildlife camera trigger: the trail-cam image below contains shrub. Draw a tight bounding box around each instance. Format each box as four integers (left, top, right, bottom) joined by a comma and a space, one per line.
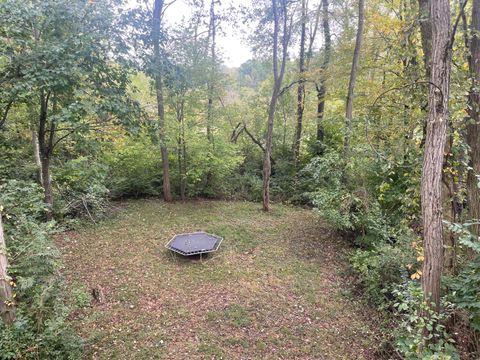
181, 136, 243, 198
350, 235, 416, 306
445, 221, 480, 334
103, 135, 162, 198
55, 157, 110, 219
229, 172, 263, 202
0, 180, 83, 358
392, 282, 459, 359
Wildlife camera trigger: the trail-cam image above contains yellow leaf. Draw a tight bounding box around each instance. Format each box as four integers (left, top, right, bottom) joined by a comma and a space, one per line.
411, 271, 422, 280
417, 255, 425, 262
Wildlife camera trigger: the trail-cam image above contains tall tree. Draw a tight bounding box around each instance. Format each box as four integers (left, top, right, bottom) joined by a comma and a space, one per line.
207, 0, 218, 145
315, 0, 331, 152
466, 0, 480, 241
153, 0, 173, 202
0, 0, 135, 219
421, 0, 451, 311
0, 212, 15, 326
344, 0, 365, 159
263, 0, 291, 211
292, 0, 307, 166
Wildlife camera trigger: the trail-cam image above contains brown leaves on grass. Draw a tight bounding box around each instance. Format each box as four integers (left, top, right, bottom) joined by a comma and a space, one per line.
57, 200, 383, 359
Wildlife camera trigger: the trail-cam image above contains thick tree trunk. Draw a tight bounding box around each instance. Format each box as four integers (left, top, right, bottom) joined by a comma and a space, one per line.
466, 0, 480, 241
344, 0, 365, 159
153, 0, 172, 202
421, 0, 451, 311
263, 0, 289, 212
292, 0, 307, 166
38, 92, 54, 220
0, 213, 15, 325
315, 0, 331, 153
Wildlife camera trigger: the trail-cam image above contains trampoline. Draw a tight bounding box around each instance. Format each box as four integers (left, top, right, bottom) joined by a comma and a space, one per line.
165, 232, 223, 256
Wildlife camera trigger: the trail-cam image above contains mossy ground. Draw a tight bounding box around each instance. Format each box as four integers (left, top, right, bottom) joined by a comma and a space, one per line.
58, 199, 383, 359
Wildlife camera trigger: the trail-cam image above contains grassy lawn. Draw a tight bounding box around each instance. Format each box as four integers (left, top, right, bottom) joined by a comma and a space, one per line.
58, 200, 383, 359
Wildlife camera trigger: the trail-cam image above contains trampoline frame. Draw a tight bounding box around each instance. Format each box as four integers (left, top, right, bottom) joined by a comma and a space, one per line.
165, 231, 223, 256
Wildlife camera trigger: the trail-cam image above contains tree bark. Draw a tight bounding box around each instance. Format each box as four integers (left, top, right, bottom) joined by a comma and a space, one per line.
153, 0, 173, 202
263, 0, 289, 211
421, 0, 451, 311
176, 97, 187, 200
466, 0, 480, 242
32, 123, 43, 187
292, 0, 307, 166
38, 92, 54, 220
0, 213, 15, 325
344, 0, 365, 159
418, 0, 432, 149
418, 0, 432, 78
205, 0, 217, 190
207, 0, 217, 145
316, 0, 331, 153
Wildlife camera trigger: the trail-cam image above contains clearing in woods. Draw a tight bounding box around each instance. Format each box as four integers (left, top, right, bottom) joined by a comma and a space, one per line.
58, 200, 383, 359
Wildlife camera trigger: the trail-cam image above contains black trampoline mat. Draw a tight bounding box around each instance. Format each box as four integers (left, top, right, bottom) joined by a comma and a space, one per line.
166, 232, 223, 256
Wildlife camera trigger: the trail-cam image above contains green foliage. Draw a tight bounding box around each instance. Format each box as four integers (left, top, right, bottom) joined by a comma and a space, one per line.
350, 236, 415, 306
447, 258, 480, 332
0, 180, 82, 358
300, 150, 392, 240
446, 222, 480, 332
392, 282, 458, 360
0, 122, 37, 182
0, 311, 83, 360
0, 0, 137, 128
104, 134, 162, 198
300, 151, 352, 229
230, 173, 263, 202
55, 157, 109, 218
182, 139, 243, 198
71, 284, 92, 309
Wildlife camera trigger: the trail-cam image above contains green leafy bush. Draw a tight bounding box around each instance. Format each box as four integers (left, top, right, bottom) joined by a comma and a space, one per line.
300, 151, 391, 239
229, 172, 263, 202
0, 180, 83, 359
181, 137, 243, 198
446, 222, 480, 333
447, 259, 480, 332
55, 157, 110, 219
300, 151, 353, 230
103, 135, 162, 198
392, 282, 459, 359
350, 235, 416, 306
